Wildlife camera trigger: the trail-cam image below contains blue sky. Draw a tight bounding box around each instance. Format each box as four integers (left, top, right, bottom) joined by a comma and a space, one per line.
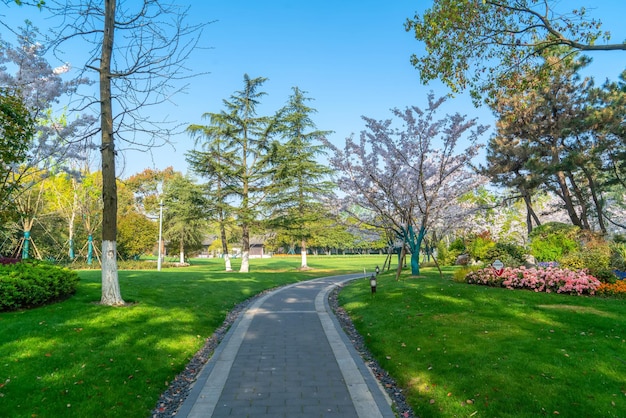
4, 1, 626, 178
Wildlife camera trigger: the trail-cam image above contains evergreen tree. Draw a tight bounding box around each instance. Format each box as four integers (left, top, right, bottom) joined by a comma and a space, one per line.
162, 174, 207, 264
267, 87, 334, 269
187, 114, 238, 271
188, 74, 277, 273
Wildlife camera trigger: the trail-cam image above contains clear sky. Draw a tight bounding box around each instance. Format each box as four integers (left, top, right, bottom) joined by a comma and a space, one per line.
3, 1, 626, 178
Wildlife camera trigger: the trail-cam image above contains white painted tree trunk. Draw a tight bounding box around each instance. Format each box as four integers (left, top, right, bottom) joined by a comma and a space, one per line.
179, 240, 185, 264
239, 250, 249, 273
223, 253, 232, 271
301, 246, 308, 269
101, 240, 124, 305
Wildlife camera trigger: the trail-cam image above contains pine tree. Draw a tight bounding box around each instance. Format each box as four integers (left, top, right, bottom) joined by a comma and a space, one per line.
266, 87, 334, 269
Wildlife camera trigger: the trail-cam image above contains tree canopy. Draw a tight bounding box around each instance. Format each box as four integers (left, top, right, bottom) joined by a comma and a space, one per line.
406, 1, 626, 101
265, 87, 334, 269
0, 88, 34, 218
325, 93, 487, 276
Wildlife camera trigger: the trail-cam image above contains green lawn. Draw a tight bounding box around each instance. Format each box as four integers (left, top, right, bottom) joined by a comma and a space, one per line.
339, 267, 626, 417
0, 255, 384, 418
3, 257, 625, 417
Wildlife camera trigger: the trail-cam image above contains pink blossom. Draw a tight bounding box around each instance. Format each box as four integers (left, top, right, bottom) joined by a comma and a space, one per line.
465, 266, 601, 295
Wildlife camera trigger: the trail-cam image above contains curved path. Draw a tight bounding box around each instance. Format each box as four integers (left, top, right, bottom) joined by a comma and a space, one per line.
176, 274, 395, 418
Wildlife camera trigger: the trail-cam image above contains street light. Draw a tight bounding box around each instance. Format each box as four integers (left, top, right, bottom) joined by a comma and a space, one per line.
157, 200, 164, 271
370, 274, 377, 295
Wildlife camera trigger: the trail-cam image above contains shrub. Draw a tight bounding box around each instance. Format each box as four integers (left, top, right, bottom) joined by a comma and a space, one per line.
437, 241, 460, 266
484, 242, 526, 267
465, 266, 601, 295
559, 236, 614, 283
466, 232, 495, 262
453, 265, 480, 283
0, 260, 79, 311
448, 237, 466, 252
529, 222, 579, 262
610, 242, 626, 271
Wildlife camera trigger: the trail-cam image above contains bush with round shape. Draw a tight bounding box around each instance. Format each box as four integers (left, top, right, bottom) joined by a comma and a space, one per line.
529, 222, 579, 262
484, 242, 526, 267
559, 234, 614, 283
466, 232, 495, 262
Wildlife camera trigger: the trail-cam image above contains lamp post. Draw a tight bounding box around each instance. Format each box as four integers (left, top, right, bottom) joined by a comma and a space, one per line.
157, 200, 164, 271
370, 274, 377, 295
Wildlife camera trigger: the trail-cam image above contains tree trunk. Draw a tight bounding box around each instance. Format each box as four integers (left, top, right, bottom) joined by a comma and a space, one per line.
551, 146, 582, 227
100, 0, 124, 306
87, 234, 94, 265
300, 238, 308, 269
395, 245, 406, 281
102, 240, 123, 305
219, 221, 232, 271
179, 239, 184, 264
567, 172, 590, 230
68, 178, 77, 260
240, 222, 249, 272
582, 166, 607, 234
22, 230, 30, 259
223, 253, 232, 271
404, 224, 426, 276
521, 188, 541, 234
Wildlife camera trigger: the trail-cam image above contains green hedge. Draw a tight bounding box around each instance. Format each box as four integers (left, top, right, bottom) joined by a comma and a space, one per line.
0, 261, 79, 311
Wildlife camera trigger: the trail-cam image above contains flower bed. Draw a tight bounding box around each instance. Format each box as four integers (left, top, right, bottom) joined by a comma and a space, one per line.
465, 266, 601, 295
596, 280, 626, 298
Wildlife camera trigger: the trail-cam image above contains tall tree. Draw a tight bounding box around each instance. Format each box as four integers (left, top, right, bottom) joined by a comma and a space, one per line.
125, 167, 177, 216
31, 0, 207, 305
585, 72, 626, 230
46, 172, 81, 260
189, 74, 277, 273
484, 53, 612, 231
161, 173, 208, 264
325, 94, 487, 276
267, 87, 334, 269
187, 115, 237, 271
481, 132, 542, 234
0, 25, 93, 204
406, 1, 626, 101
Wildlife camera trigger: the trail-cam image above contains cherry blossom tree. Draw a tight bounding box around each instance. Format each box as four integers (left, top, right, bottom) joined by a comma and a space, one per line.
0, 25, 95, 258
325, 94, 487, 276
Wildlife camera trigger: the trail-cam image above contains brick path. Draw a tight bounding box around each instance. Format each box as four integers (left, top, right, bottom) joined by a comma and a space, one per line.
176, 274, 395, 418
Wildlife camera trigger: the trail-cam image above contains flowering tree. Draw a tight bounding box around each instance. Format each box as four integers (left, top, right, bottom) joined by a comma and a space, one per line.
325, 94, 487, 276
0, 25, 95, 258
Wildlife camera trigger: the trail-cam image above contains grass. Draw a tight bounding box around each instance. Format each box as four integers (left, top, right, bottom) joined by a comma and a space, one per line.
339, 267, 626, 417
0, 255, 385, 418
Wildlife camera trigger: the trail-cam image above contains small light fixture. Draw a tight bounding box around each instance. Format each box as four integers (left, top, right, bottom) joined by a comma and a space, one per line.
375, 265, 380, 276
370, 274, 377, 295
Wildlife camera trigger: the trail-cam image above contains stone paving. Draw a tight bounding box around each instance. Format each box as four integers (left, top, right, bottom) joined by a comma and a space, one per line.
176, 274, 395, 418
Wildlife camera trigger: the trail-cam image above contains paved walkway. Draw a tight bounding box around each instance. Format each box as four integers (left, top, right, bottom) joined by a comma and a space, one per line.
176, 274, 395, 418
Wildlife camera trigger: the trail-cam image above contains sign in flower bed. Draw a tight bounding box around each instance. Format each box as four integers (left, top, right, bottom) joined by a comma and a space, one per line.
465, 266, 601, 295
